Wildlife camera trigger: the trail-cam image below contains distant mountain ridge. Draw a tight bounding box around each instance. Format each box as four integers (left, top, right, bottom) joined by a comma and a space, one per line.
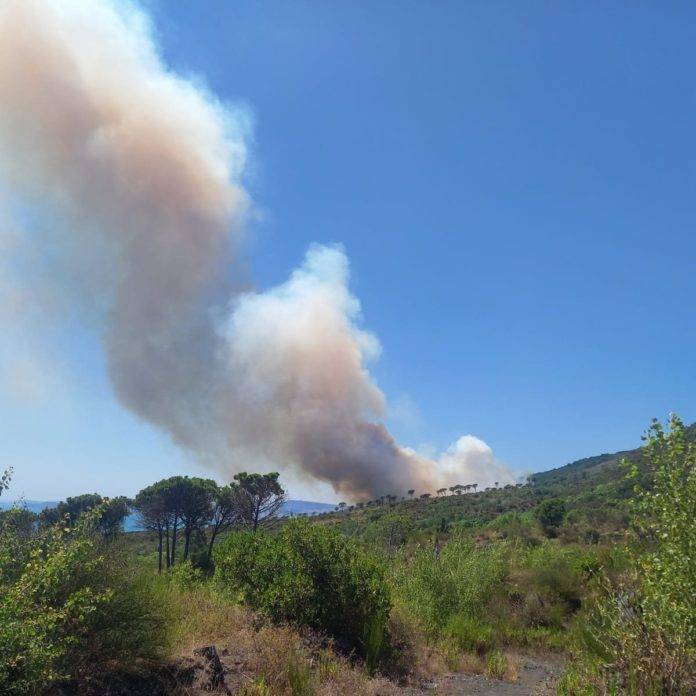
282, 499, 336, 515
533, 421, 696, 487
0, 500, 57, 515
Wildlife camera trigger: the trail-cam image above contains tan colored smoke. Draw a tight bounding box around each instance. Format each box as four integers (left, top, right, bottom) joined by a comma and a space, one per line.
0, 0, 513, 499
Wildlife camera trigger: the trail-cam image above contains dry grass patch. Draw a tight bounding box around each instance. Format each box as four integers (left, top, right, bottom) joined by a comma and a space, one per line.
168, 585, 407, 695
448, 651, 485, 675
387, 604, 449, 681
485, 650, 521, 682
169, 584, 246, 652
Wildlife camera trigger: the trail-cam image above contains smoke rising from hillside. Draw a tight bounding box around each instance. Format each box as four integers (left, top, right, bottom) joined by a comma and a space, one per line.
0, 0, 513, 499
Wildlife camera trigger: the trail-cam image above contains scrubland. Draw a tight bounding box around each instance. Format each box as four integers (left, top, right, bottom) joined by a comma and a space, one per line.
0, 416, 693, 695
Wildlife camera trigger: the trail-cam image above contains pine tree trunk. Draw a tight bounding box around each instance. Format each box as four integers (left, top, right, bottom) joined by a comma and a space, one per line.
171, 519, 178, 566
208, 528, 216, 560
183, 526, 191, 560
165, 523, 171, 568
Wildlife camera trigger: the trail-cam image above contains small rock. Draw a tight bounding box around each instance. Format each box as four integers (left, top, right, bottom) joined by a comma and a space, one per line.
191, 645, 231, 694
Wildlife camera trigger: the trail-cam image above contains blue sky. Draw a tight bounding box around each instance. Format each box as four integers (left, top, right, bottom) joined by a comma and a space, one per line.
3, 1, 696, 501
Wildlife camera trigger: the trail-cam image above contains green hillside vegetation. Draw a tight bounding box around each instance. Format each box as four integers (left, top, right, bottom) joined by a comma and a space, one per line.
0, 417, 693, 695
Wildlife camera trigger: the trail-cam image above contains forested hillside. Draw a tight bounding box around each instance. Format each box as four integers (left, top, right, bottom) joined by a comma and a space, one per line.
307, 424, 676, 545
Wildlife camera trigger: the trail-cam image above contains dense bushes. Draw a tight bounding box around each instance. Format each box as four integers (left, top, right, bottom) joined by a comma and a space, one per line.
514, 543, 598, 628
0, 505, 171, 695
534, 498, 566, 537
214, 519, 391, 658
562, 416, 696, 694
391, 534, 598, 660
391, 536, 507, 637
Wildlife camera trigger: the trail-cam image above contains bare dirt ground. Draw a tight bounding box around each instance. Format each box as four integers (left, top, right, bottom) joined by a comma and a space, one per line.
414, 657, 564, 695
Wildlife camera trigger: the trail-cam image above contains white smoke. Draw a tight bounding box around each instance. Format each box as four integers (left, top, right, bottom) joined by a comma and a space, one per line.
0, 0, 513, 499
435, 436, 513, 489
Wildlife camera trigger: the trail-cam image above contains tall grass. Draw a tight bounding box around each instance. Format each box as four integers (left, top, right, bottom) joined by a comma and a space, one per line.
390, 535, 596, 661
391, 536, 507, 636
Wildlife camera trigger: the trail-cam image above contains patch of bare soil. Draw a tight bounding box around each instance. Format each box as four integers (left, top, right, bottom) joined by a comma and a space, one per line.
416, 657, 564, 696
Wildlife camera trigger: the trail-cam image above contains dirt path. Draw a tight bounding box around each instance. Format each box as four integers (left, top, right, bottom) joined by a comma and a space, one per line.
413, 658, 564, 695
176, 649, 565, 696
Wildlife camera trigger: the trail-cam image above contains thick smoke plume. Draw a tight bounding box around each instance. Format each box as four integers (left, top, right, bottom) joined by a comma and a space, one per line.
0, 0, 513, 499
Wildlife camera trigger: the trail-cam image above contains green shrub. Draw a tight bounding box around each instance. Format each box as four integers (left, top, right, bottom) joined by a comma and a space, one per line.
362, 513, 414, 551
214, 519, 391, 657
0, 508, 171, 695
567, 416, 696, 693
0, 508, 36, 541
516, 543, 595, 627
169, 558, 204, 590
486, 511, 538, 544
445, 614, 494, 654
534, 498, 566, 537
